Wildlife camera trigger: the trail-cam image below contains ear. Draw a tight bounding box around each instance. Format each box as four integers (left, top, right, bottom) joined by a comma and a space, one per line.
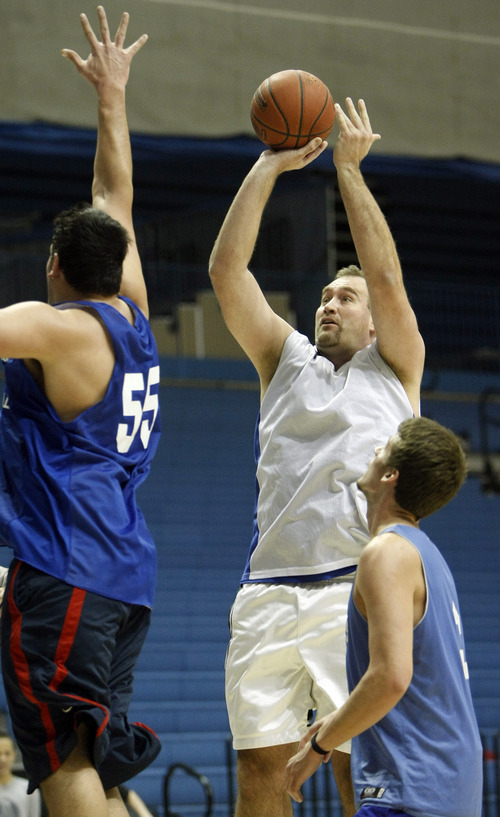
48, 252, 61, 279
381, 467, 399, 485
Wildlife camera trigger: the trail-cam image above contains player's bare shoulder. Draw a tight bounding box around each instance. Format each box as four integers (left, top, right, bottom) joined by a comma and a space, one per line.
361, 529, 419, 568
34, 301, 121, 422
53, 296, 133, 352
358, 529, 424, 607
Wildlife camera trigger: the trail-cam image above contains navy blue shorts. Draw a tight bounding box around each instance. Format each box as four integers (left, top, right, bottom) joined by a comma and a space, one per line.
1, 559, 161, 792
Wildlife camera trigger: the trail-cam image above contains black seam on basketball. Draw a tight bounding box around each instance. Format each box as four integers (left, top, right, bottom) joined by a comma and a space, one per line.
267, 78, 290, 140
250, 113, 292, 147
307, 89, 331, 139
251, 113, 331, 143
250, 115, 314, 145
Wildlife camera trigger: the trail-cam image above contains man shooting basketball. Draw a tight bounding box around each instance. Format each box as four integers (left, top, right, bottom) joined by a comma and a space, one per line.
209, 98, 425, 817
0, 9, 160, 817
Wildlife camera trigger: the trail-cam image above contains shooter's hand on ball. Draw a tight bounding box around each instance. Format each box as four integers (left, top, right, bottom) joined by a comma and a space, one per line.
260, 136, 329, 177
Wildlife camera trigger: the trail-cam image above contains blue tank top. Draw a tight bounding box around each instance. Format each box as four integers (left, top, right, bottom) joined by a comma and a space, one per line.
0, 297, 161, 607
347, 524, 483, 817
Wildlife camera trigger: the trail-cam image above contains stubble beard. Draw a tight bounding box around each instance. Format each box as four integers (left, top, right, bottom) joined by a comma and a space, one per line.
316, 324, 341, 350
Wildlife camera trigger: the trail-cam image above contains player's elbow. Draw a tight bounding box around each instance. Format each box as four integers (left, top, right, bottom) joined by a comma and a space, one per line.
384, 664, 412, 703
371, 660, 412, 707
208, 255, 238, 300
208, 255, 220, 284
393, 672, 412, 699
208, 245, 231, 285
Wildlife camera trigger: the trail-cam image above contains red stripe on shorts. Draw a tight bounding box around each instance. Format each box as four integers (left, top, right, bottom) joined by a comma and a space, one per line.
133, 721, 160, 740
7, 561, 60, 773
48, 586, 110, 739
8, 568, 111, 767
49, 586, 86, 692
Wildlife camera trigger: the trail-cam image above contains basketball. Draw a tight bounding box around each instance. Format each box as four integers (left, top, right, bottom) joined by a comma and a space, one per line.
250, 69, 335, 150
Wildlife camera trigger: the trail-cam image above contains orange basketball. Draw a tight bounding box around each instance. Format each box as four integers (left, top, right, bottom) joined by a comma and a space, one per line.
250, 69, 335, 150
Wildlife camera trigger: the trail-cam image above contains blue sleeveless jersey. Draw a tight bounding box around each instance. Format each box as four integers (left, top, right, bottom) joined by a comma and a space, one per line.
0, 297, 161, 607
347, 524, 482, 817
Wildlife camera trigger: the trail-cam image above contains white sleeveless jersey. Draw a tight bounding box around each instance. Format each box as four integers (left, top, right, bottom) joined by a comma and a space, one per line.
242, 331, 415, 582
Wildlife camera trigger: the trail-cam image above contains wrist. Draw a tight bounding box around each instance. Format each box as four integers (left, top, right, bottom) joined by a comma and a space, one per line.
335, 162, 362, 178
255, 152, 283, 180
98, 83, 127, 105
310, 732, 329, 756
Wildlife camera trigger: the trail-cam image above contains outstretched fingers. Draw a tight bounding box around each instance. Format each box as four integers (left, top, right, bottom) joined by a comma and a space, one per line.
338, 97, 365, 137
97, 6, 148, 59
78, 12, 101, 54
60, 47, 86, 71
113, 9, 130, 49
335, 102, 355, 137
343, 97, 381, 142
61, 10, 105, 69
357, 98, 381, 141
345, 96, 362, 124
61, 7, 149, 83
102, 7, 148, 56
124, 32, 149, 58
96, 5, 112, 45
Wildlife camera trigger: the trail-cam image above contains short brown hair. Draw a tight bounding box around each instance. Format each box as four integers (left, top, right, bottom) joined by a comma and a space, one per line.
334, 264, 365, 280
387, 417, 467, 519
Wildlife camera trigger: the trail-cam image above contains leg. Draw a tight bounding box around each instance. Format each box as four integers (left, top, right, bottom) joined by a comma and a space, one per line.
98, 605, 160, 790
331, 749, 355, 817
106, 787, 129, 817
41, 724, 109, 817
235, 744, 297, 817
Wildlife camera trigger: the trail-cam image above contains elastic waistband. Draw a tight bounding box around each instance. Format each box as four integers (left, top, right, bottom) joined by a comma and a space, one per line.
266, 573, 356, 590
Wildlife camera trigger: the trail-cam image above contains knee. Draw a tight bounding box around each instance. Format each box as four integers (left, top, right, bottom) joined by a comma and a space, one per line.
237, 746, 293, 798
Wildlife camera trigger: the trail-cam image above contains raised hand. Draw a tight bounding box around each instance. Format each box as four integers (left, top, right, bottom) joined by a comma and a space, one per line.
333, 97, 381, 168
61, 5, 148, 92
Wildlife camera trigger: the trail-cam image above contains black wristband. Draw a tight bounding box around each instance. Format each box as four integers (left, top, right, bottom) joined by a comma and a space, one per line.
310, 732, 329, 756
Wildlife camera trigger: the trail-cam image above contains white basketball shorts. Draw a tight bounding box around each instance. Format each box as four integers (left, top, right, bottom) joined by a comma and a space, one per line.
225, 579, 353, 752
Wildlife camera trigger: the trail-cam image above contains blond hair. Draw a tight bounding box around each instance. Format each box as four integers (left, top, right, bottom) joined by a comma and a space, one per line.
334, 264, 365, 280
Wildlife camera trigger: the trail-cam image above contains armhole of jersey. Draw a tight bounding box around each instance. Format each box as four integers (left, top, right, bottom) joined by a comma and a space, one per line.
411, 541, 428, 629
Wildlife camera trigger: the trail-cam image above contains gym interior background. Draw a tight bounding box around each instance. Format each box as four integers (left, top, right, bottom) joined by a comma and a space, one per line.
1, 2, 499, 815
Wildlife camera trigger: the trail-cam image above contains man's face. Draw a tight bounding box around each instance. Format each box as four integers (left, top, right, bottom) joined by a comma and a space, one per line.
357, 434, 398, 497
0, 738, 16, 776
314, 276, 374, 359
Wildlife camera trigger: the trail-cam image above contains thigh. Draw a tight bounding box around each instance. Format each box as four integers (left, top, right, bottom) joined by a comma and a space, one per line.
297, 582, 352, 752
226, 584, 314, 750
1, 560, 139, 790
298, 582, 351, 712
237, 743, 298, 792
108, 603, 151, 715
97, 604, 161, 791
